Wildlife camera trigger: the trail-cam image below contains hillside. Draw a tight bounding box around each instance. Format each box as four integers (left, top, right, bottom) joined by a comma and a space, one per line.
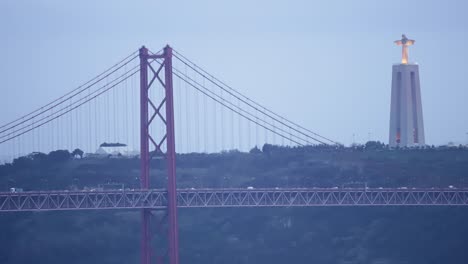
0, 144, 467, 264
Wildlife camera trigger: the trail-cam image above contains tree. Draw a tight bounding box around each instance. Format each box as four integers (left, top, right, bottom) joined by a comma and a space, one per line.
364, 141, 385, 150
28, 152, 48, 161
249, 146, 262, 154
262, 144, 274, 154
48, 150, 71, 162
72, 149, 84, 159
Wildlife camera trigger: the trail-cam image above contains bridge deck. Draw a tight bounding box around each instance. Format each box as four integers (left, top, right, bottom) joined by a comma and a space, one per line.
1, 188, 467, 212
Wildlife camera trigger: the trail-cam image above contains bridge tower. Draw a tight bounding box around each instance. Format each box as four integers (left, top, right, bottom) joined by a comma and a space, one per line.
139, 45, 179, 264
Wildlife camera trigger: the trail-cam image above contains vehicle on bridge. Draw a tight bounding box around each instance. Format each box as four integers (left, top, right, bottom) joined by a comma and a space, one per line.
9, 187, 23, 193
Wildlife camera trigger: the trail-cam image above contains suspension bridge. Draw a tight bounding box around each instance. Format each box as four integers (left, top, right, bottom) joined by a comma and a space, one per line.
0, 45, 466, 264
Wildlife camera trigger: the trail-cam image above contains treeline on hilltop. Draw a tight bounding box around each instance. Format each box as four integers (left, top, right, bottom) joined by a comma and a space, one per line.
1, 142, 468, 191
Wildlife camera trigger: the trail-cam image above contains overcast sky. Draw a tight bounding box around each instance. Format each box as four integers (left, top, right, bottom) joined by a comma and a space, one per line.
1, 0, 467, 148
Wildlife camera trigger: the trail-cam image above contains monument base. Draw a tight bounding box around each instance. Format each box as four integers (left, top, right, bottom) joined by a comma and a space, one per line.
388, 64, 425, 147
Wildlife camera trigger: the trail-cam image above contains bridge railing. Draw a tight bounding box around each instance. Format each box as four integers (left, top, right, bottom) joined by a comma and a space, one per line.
1, 188, 467, 212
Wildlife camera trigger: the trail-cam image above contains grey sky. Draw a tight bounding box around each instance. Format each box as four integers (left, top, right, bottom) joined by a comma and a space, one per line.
1, 0, 467, 147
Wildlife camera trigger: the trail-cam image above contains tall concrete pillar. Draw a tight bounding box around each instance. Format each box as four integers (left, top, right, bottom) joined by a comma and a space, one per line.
389, 63, 425, 147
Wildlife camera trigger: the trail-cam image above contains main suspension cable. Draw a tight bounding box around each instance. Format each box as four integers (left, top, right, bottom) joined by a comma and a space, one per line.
172, 71, 305, 146
0, 66, 139, 142
0, 50, 139, 133
0, 68, 140, 144
171, 66, 315, 145
173, 50, 340, 145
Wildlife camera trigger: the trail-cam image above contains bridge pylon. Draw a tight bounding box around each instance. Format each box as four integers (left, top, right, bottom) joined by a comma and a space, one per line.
139, 45, 179, 264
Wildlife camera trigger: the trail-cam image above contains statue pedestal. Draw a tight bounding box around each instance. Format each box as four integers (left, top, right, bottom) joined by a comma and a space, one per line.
389, 64, 425, 147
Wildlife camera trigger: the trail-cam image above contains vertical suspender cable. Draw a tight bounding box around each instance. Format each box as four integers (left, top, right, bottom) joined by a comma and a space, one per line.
125, 63, 129, 149
247, 107, 251, 150
255, 110, 259, 148
194, 67, 199, 152
185, 64, 189, 153
94, 89, 98, 150
203, 77, 207, 153
177, 67, 182, 153
88, 80, 92, 152
264, 113, 267, 146
31, 117, 35, 152
231, 95, 234, 150
238, 99, 241, 151
106, 76, 110, 142
272, 118, 276, 145
69, 97, 73, 150
113, 71, 118, 143
213, 79, 217, 153
131, 72, 134, 152
220, 89, 224, 151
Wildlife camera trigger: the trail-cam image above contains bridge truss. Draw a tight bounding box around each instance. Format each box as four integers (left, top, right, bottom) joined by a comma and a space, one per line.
1, 188, 467, 212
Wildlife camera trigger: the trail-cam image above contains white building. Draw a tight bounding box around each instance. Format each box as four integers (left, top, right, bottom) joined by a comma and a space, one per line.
93, 144, 139, 157
95, 146, 129, 156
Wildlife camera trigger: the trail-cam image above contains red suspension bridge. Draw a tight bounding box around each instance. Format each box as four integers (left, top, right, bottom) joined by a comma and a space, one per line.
0, 45, 466, 264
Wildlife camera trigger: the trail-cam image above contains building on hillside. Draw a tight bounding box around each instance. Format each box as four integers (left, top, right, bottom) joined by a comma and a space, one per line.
92, 142, 138, 157
96, 146, 128, 156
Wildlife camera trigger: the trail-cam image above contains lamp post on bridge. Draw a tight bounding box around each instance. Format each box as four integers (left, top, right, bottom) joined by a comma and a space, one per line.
40, 178, 48, 190
222, 176, 231, 188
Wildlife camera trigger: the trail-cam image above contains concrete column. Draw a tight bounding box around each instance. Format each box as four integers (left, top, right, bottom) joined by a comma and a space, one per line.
389, 64, 425, 147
